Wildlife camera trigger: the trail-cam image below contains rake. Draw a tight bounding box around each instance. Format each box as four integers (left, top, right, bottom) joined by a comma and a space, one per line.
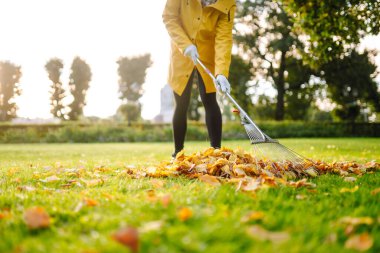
196, 59, 317, 179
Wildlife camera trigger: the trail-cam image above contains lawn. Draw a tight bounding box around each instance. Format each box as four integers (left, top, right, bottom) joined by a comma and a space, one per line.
0, 138, 379, 253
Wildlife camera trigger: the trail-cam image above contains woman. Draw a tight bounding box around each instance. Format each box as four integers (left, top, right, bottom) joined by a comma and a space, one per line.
163, 0, 236, 157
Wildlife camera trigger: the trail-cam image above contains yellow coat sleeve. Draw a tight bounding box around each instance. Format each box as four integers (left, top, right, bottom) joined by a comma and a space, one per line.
214, 5, 236, 78
162, 0, 193, 53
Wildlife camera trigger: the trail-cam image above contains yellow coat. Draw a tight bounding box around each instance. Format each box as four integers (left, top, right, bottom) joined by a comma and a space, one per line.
163, 0, 236, 95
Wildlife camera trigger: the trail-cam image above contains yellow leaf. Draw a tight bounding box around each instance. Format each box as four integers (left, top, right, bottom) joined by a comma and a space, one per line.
339, 216, 374, 226
241, 211, 265, 223
199, 175, 221, 186
178, 207, 192, 222
340, 185, 359, 193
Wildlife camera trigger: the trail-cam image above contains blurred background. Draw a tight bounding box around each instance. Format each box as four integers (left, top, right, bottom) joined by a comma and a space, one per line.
0, 0, 379, 142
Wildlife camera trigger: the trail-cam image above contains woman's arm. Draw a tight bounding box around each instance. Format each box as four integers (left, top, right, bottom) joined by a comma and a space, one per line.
214, 6, 236, 78
162, 0, 193, 53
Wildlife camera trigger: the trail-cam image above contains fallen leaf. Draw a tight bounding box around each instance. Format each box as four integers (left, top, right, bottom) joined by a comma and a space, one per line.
344, 177, 357, 182
84, 198, 99, 207
112, 227, 139, 252
305, 168, 318, 177
81, 178, 104, 187
178, 207, 192, 222
246, 225, 290, 243
40, 175, 61, 183
0, 209, 11, 219
17, 185, 36, 192
24, 207, 50, 229
242, 178, 262, 192
139, 220, 163, 233
340, 185, 359, 193
241, 211, 265, 223
345, 233, 373, 252
371, 188, 380, 195
339, 216, 374, 226
296, 194, 306, 200
199, 175, 221, 186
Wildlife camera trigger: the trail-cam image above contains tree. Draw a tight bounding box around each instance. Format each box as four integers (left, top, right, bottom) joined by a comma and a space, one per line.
284, 57, 316, 120
235, 0, 315, 120
0, 61, 22, 121
45, 58, 66, 120
117, 54, 152, 124
282, 0, 380, 64
68, 57, 92, 121
321, 50, 380, 122
228, 54, 253, 115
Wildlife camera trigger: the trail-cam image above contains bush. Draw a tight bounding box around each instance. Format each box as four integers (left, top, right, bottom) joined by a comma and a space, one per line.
0, 121, 378, 143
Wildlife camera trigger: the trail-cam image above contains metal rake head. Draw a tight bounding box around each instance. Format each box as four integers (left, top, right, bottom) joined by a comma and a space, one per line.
242, 121, 317, 179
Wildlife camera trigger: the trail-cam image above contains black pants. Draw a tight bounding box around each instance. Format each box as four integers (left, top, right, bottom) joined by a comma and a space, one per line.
173, 69, 222, 153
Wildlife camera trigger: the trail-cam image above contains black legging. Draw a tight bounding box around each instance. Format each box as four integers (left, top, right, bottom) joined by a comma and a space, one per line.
173, 69, 222, 153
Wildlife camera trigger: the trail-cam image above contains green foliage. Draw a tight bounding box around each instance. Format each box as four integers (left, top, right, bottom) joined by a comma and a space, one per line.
68, 57, 92, 121
117, 54, 152, 123
0, 122, 379, 144
251, 95, 276, 120
0, 61, 22, 121
322, 50, 380, 122
0, 140, 379, 252
45, 58, 66, 120
117, 54, 152, 102
282, 0, 380, 64
235, 0, 317, 121
228, 54, 253, 115
117, 102, 142, 125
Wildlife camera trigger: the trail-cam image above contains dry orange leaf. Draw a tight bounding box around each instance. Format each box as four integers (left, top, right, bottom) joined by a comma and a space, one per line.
345, 233, 373, 252
84, 198, 99, 207
178, 207, 193, 222
23, 207, 50, 230
112, 227, 139, 252
199, 175, 221, 186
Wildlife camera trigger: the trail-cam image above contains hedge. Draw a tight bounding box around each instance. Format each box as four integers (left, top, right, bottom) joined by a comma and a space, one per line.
0, 122, 378, 143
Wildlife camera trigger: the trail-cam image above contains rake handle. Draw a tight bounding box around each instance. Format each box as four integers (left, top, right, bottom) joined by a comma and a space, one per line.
196, 58, 266, 141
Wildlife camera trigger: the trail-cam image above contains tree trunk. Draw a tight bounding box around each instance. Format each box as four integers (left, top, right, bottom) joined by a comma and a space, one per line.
275, 51, 286, 121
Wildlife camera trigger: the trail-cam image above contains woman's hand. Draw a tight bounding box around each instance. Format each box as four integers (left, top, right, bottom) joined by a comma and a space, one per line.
215, 75, 231, 94
184, 45, 199, 64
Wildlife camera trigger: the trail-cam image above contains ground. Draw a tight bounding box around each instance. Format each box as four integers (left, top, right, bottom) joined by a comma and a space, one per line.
0, 138, 379, 253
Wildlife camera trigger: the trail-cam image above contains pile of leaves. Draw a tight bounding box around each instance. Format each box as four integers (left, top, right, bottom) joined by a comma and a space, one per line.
138, 147, 379, 190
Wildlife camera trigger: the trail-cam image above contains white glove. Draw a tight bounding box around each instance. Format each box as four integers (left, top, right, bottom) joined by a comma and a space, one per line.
215, 75, 231, 94
184, 44, 199, 65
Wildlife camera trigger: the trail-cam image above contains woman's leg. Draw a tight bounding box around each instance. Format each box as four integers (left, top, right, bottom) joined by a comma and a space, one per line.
172, 71, 194, 155
197, 70, 222, 148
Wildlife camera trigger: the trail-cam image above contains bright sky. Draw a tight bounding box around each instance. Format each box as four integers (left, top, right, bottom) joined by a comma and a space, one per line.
0, 0, 170, 120
0, 0, 379, 120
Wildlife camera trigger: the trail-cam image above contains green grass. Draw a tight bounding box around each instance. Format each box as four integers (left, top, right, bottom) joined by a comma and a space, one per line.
0, 138, 379, 253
